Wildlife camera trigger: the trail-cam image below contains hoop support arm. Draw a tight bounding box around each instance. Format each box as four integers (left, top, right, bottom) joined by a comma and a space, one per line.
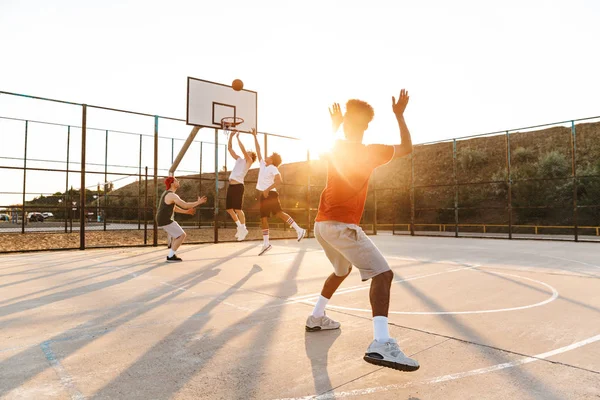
169, 125, 201, 176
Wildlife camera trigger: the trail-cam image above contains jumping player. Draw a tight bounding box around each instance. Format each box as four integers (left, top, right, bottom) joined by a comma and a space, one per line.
252, 129, 306, 256
226, 130, 257, 241
156, 176, 207, 262
305, 90, 419, 372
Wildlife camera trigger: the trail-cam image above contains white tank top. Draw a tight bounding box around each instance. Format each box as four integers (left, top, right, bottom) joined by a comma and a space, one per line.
229, 157, 250, 184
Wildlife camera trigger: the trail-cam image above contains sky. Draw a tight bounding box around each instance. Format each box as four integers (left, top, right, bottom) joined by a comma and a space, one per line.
1, 0, 600, 205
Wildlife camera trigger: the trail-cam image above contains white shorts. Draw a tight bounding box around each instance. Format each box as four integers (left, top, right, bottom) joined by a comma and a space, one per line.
314, 221, 391, 281
160, 221, 185, 239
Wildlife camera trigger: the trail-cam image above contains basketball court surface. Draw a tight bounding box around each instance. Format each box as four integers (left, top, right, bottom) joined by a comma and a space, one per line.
1, 235, 599, 399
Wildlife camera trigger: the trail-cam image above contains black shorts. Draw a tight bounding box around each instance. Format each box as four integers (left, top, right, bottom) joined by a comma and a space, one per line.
259, 190, 282, 218
226, 183, 245, 210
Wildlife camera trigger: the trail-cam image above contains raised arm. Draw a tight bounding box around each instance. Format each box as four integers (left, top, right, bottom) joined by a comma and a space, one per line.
329, 102, 343, 133
228, 131, 239, 160
236, 132, 251, 161
251, 128, 263, 161
391, 89, 413, 158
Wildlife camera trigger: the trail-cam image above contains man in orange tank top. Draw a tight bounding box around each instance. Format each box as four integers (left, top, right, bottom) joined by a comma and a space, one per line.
306, 90, 420, 372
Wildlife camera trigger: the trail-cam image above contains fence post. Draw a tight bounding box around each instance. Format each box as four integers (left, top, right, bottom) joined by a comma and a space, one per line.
453, 139, 459, 238
506, 131, 513, 239
214, 129, 219, 243
306, 149, 311, 238
138, 134, 142, 230
80, 105, 87, 250
198, 141, 203, 229
104, 130, 108, 231
65, 125, 70, 233
153, 116, 158, 246
21, 120, 28, 234
410, 153, 415, 236
571, 120, 578, 242
373, 189, 378, 235
144, 166, 148, 245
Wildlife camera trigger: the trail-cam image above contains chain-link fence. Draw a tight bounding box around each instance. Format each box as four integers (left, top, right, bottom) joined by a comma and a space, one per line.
1, 91, 598, 253
0, 91, 324, 252
373, 118, 600, 242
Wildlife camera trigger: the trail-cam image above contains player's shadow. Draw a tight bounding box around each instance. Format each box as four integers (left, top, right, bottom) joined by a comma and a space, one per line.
92, 248, 306, 400
475, 268, 600, 313
398, 278, 565, 400
304, 328, 342, 398
0, 244, 257, 398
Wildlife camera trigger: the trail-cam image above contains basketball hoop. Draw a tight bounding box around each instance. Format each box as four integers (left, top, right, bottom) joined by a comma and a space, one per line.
221, 116, 244, 133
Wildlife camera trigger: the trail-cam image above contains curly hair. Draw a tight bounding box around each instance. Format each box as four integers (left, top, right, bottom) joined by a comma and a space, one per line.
247, 151, 257, 163
346, 99, 374, 123
271, 152, 282, 167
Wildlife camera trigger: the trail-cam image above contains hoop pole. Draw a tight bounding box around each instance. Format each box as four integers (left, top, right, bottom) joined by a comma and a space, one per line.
169, 125, 201, 176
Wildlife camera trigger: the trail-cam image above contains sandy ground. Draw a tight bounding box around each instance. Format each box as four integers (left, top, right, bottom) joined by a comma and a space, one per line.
0, 228, 299, 252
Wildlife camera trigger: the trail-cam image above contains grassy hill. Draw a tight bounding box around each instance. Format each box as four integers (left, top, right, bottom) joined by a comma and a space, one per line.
104, 120, 600, 229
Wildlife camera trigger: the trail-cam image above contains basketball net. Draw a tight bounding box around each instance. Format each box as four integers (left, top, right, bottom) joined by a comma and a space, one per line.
221, 116, 244, 137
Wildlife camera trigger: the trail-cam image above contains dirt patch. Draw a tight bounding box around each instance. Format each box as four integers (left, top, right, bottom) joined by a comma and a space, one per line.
0, 228, 299, 253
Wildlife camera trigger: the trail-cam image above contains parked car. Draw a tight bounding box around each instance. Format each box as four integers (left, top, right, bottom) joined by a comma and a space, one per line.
27, 212, 44, 222
0, 214, 9, 222
42, 212, 54, 219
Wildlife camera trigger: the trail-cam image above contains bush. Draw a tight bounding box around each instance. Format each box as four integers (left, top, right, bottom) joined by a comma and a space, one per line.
538, 151, 570, 179
458, 148, 487, 171
512, 147, 536, 163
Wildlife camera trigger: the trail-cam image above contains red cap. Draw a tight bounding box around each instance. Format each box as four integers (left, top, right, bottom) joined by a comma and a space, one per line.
165, 176, 175, 190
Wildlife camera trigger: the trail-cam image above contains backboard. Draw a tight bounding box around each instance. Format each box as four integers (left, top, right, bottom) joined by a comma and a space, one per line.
186, 77, 257, 133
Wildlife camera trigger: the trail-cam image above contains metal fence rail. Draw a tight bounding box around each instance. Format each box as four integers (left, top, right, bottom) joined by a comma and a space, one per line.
1, 90, 599, 253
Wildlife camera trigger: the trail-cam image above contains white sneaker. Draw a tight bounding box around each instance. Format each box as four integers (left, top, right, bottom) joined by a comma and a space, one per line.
363, 338, 420, 372
258, 244, 272, 256
234, 226, 241, 239
305, 313, 340, 332
237, 226, 249, 241
297, 228, 306, 242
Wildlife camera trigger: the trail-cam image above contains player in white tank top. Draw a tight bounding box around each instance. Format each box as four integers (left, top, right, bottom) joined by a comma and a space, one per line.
226, 131, 257, 241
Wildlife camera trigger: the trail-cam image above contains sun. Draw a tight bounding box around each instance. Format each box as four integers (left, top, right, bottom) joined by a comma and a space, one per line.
305, 130, 342, 159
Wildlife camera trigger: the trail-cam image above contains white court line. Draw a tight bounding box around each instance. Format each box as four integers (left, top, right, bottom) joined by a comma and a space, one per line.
319, 270, 559, 315
278, 264, 480, 307
541, 254, 600, 270
272, 333, 600, 400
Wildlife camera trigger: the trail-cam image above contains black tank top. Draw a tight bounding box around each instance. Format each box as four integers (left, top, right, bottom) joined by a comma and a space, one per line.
156, 191, 175, 227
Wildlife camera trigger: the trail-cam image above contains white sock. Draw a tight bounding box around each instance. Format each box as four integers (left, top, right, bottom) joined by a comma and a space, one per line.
242, 224, 246, 229
286, 217, 302, 232
373, 316, 390, 342
262, 229, 269, 245
168, 249, 175, 257
235, 220, 242, 227
312, 295, 329, 317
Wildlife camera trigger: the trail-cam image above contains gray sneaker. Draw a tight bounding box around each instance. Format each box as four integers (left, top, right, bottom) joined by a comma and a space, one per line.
258, 244, 272, 256
305, 313, 340, 332
364, 338, 420, 371
297, 228, 306, 242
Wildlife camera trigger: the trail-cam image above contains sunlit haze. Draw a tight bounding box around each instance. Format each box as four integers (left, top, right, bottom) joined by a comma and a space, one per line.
1, 0, 599, 203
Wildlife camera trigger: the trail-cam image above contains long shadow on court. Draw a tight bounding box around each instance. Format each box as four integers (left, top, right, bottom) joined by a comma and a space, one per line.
475, 268, 600, 313
0, 248, 169, 296
92, 249, 306, 400
395, 278, 566, 400
0, 244, 257, 397
304, 328, 341, 398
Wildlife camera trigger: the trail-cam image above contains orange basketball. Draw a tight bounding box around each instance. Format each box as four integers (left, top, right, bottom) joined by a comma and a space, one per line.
232, 79, 244, 91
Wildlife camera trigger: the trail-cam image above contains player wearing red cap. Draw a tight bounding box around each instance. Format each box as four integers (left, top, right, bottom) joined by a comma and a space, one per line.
156, 177, 207, 262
